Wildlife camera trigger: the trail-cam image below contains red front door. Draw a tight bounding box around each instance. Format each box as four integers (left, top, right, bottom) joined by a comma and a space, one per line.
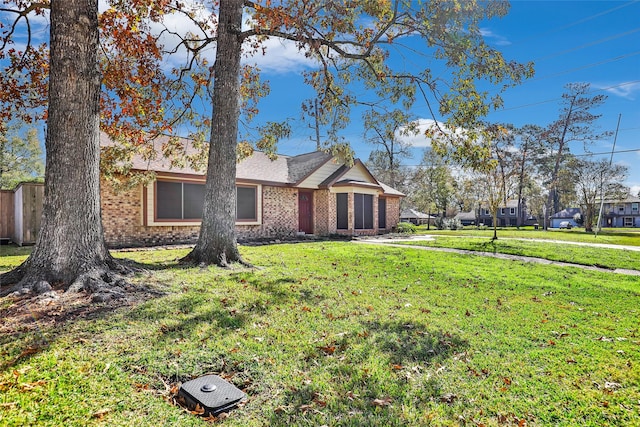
298, 191, 313, 234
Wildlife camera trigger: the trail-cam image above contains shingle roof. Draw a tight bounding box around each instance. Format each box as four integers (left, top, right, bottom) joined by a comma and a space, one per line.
550, 207, 581, 219
287, 151, 334, 183
454, 211, 476, 221
100, 132, 404, 196
236, 151, 291, 183
400, 208, 432, 219
378, 182, 404, 197
599, 195, 640, 204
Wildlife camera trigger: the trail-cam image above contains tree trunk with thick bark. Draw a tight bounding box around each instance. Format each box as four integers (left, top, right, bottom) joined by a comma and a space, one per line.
1, 0, 129, 300
182, 0, 246, 267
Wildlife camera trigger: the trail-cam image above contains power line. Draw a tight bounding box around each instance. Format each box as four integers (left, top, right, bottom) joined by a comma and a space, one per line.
529, 51, 640, 82
493, 80, 640, 113
512, 1, 640, 45
535, 27, 640, 62
574, 147, 640, 157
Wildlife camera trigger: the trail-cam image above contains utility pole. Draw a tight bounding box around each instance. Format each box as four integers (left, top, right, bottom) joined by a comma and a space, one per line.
595, 113, 621, 237
311, 98, 321, 151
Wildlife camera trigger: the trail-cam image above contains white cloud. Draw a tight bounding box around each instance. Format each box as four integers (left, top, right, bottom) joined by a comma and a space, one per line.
105, 2, 316, 75
243, 37, 317, 74
396, 118, 441, 147
594, 81, 640, 100
479, 28, 511, 46
396, 118, 475, 149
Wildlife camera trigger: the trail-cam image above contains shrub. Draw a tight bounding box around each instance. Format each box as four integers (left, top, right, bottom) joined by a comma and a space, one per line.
435, 217, 463, 230
573, 213, 584, 226
396, 222, 417, 234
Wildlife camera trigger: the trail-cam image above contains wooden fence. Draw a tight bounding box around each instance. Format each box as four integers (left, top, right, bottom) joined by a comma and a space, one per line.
0, 183, 44, 245
15, 183, 44, 245
0, 190, 15, 241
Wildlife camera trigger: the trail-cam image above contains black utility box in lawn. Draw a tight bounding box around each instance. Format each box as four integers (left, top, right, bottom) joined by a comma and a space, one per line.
179, 375, 246, 416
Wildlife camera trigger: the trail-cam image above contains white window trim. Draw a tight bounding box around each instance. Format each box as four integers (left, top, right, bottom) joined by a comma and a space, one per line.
236, 184, 263, 226
145, 180, 262, 226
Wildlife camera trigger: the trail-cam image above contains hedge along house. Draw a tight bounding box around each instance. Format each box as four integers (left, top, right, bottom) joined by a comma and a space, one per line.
100, 133, 404, 248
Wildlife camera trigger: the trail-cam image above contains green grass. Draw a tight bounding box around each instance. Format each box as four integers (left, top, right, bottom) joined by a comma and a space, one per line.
393, 236, 640, 271
418, 226, 640, 247
1, 242, 639, 426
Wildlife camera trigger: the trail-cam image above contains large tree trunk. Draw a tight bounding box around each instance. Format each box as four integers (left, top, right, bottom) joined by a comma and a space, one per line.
1, 0, 127, 300
183, 0, 246, 267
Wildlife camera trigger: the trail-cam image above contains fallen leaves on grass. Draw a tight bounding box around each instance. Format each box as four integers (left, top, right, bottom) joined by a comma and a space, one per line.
19, 380, 47, 391
604, 381, 622, 391
0, 402, 18, 409
439, 393, 457, 404
371, 396, 393, 407
318, 345, 336, 355
91, 408, 111, 419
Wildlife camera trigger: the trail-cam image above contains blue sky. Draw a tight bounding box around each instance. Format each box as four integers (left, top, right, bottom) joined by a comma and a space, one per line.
2, 1, 639, 194
247, 1, 640, 195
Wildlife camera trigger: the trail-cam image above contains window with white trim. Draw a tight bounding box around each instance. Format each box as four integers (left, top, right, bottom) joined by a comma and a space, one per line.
624, 217, 633, 227
510, 207, 516, 215
632, 203, 638, 213
236, 186, 257, 222
154, 180, 259, 223
156, 181, 205, 220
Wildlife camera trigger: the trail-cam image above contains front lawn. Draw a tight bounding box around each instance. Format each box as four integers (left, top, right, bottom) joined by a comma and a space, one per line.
1, 242, 639, 426
392, 236, 640, 271
418, 227, 640, 247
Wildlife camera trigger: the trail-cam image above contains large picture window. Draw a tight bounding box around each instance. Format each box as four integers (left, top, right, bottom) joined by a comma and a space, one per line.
354, 193, 373, 229
156, 181, 205, 220
155, 180, 259, 223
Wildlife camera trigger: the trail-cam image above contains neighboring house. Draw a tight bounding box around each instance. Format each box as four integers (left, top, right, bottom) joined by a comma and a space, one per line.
456, 200, 531, 227
99, 133, 404, 247
549, 207, 581, 228
598, 195, 640, 228
453, 210, 476, 226
400, 208, 434, 225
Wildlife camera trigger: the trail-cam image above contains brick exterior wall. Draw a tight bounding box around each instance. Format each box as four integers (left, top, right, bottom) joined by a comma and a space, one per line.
100, 177, 403, 248
101, 178, 301, 247
314, 189, 331, 235
237, 186, 298, 240
101, 178, 201, 248
385, 197, 401, 232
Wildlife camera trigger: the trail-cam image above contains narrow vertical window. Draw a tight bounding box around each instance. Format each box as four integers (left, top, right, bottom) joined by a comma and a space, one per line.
336, 193, 348, 229
378, 198, 387, 229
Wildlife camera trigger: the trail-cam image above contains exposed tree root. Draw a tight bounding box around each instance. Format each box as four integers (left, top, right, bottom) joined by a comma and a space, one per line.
0, 258, 142, 301
180, 248, 253, 269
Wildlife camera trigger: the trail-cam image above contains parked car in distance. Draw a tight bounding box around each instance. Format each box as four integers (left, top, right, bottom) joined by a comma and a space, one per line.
559, 221, 572, 229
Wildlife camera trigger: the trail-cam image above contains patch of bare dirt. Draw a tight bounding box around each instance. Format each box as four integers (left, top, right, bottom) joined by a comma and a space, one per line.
0, 285, 162, 338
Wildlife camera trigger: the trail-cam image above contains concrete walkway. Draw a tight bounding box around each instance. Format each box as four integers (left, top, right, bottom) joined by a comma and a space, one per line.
354, 235, 640, 277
